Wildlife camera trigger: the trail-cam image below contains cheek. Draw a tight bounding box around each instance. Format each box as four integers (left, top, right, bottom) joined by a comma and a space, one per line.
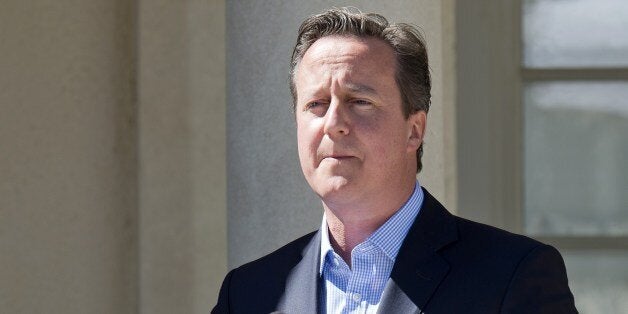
363, 125, 408, 163
296, 121, 319, 165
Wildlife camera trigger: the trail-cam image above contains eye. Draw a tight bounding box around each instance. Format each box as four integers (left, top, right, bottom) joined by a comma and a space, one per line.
305, 101, 321, 109
304, 101, 328, 116
350, 99, 374, 108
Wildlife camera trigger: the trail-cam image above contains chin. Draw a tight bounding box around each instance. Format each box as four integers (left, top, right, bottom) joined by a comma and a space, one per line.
312, 175, 356, 201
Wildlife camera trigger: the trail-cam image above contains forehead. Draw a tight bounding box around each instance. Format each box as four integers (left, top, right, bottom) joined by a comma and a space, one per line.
301, 35, 396, 73
295, 35, 397, 88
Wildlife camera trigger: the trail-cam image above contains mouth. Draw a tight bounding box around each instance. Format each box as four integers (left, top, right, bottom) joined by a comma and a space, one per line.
317, 147, 358, 164
321, 155, 356, 162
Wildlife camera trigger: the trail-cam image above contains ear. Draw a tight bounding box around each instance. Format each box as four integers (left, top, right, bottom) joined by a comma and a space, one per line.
407, 110, 426, 152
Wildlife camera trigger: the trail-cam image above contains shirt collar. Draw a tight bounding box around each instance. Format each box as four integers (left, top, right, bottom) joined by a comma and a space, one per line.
319, 181, 424, 274
319, 212, 334, 274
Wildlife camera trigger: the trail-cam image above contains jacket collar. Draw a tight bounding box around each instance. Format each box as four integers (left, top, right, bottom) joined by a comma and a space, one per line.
377, 187, 458, 313
276, 230, 321, 314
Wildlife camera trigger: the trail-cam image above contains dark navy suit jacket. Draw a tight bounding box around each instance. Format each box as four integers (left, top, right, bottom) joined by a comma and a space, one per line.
212, 188, 577, 313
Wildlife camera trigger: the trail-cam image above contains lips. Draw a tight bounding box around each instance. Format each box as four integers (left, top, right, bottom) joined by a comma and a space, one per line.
317, 146, 358, 163
320, 154, 357, 164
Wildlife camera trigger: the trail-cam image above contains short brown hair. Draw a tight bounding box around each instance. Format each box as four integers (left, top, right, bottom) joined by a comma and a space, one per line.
289, 7, 431, 173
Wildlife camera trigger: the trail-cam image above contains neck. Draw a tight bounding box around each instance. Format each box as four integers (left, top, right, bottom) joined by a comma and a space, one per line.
323, 181, 415, 266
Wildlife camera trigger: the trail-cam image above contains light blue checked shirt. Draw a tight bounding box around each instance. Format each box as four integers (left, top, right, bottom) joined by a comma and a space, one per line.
319, 181, 424, 314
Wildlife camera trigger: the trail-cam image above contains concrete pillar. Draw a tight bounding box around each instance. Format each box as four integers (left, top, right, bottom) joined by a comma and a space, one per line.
138, 0, 227, 312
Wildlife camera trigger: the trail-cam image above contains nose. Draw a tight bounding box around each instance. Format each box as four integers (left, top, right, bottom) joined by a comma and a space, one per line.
323, 101, 350, 137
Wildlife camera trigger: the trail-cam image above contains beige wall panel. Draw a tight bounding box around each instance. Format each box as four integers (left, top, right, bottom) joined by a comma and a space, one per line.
138, 0, 226, 312
0, 1, 137, 313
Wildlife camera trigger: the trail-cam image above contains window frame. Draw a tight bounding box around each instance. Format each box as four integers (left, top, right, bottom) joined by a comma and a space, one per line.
455, 0, 628, 250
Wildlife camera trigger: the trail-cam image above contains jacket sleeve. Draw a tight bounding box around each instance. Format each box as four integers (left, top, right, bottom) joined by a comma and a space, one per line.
211, 270, 235, 314
500, 244, 578, 314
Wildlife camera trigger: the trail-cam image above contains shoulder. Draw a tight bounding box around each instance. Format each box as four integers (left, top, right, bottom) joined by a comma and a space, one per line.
440, 218, 576, 312
212, 230, 319, 313
420, 188, 543, 258
414, 194, 576, 312
230, 230, 319, 278
454, 215, 542, 253
445, 214, 561, 276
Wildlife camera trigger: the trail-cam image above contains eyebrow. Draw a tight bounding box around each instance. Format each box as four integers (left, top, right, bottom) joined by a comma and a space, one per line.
345, 83, 377, 95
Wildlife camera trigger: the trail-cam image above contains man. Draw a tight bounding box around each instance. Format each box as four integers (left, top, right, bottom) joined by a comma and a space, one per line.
213, 8, 577, 314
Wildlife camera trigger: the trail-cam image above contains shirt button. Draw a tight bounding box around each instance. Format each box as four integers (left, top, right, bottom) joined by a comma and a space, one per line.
352, 293, 361, 302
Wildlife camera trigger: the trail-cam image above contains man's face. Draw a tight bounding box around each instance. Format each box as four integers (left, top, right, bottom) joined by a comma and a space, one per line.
294, 35, 425, 207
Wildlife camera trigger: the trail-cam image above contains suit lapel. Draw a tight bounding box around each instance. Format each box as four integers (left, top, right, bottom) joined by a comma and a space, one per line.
378, 280, 421, 314
377, 188, 458, 314
276, 230, 321, 314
